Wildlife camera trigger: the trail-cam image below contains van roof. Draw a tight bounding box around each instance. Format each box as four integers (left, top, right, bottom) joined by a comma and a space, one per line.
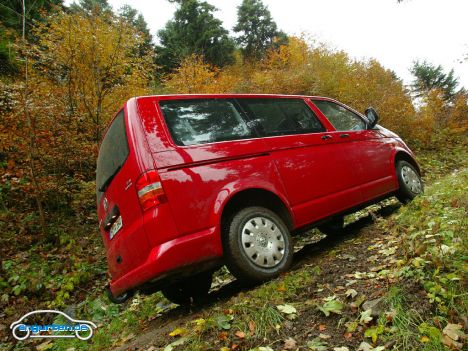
134, 94, 332, 101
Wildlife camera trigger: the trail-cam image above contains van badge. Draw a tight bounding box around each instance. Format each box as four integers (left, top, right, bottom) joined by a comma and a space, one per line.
103, 197, 108, 211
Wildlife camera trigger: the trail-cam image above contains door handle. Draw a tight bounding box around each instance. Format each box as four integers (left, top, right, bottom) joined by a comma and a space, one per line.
340, 133, 350, 138
321, 135, 332, 140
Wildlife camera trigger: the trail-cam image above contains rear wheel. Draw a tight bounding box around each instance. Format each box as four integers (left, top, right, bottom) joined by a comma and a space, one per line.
223, 206, 293, 282
161, 271, 213, 306
318, 216, 345, 235
396, 160, 423, 203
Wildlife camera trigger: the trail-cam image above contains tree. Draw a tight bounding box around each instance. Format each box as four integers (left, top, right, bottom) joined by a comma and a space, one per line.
0, 0, 62, 32
118, 4, 154, 57
157, 0, 235, 72
233, 0, 287, 60
69, 0, 112, 16
33, 10, 153, 142
0, 0, 62, 75
119, 4, 152, 40
410, 60, 460, 101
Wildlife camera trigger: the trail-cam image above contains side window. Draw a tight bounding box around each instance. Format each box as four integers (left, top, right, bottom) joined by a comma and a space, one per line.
312, 100, 366, 131
159, 99, 253, 146
238, 98, 324, 136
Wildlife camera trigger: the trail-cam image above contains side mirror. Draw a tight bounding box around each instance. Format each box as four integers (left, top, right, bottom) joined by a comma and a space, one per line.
365, 107, 379, 129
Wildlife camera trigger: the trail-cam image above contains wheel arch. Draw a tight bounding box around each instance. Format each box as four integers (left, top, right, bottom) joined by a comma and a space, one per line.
220, 188, 294, 235
394, 150, 421, 175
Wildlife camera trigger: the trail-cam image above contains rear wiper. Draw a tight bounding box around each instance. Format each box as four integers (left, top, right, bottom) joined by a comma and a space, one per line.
98, 165, 122, 193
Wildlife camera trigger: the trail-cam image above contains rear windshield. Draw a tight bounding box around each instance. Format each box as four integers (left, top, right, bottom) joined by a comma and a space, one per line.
96, 110, 129, 200
159, 99, 253, 146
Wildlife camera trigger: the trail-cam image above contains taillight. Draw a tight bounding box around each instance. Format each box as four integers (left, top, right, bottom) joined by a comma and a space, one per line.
135, 170, 165, 211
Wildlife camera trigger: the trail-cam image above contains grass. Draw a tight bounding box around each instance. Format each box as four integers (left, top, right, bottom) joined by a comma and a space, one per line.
384, 287, 446, 351
378, 166, 468, 350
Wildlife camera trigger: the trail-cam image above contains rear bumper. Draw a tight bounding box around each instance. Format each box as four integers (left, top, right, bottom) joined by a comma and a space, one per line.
109, 226, 223, 296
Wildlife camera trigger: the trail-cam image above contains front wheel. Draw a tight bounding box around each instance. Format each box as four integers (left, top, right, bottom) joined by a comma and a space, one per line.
161, 271, 213, 306
223, 206, 293, 282
396, 160, 424, 203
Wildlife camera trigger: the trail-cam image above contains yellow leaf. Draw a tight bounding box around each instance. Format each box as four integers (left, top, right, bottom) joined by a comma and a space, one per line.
420, 335, 430, 343
169, 328, 188, 337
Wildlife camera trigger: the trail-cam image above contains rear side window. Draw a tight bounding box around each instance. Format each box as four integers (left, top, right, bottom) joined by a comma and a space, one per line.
96, 110, 129, 199
238, 98, 324, 136
159, 99, 253, 146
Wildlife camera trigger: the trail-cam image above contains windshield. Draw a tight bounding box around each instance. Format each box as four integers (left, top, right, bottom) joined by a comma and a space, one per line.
96, 110, 129, 202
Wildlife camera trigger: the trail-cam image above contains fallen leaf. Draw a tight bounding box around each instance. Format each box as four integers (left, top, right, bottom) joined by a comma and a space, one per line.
169, 328, 187, 337
358, 342, 372, 351
345, 320, 359, 333
36, 341, 53, 351
319, 333, 331, 339
235, 330, 245, 339
164, 337, 188, 351
319, 324, 327, 331
249, 320, 255, 334
443, 323, 464, 341
360, 310, 373, 324
277, 304, 297, 314
307, 337, 328, 351
333, 347, 349, 351
442, 335, 463, 350
420, 335, 430, 343
216, 315, 234, 330
283, 337, 297, 349
277, 283, 286, 292
350, 295, 366, 309
345, 289, 358, 298
378, 247, 397, 256
317, 299, 344, 316
358, 342, 385, 351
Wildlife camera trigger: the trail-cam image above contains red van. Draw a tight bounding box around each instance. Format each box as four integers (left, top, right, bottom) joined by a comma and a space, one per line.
96, 94, 423, 304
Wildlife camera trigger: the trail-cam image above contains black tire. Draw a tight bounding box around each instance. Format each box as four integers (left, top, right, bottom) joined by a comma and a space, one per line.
223, 206, 293, 282
318, 216, 345, 235
161, 271, 213, 306
395, 160, 424, 203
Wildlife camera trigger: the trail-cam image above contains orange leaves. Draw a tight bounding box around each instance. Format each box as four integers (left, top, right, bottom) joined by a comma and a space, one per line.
164, 54, 241, 94
164, 54, 219, 94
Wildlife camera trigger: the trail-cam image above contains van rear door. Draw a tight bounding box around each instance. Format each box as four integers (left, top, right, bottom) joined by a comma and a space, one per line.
96, 108, 150, 281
